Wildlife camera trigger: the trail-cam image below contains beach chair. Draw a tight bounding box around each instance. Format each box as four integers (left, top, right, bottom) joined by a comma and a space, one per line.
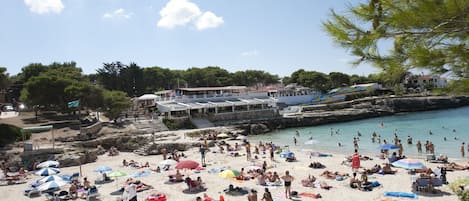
23, 187, 40, 198
86, 186, 100, 201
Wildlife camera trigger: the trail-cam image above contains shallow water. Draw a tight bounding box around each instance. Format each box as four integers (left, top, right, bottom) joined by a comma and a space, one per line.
249, 106, 469, 159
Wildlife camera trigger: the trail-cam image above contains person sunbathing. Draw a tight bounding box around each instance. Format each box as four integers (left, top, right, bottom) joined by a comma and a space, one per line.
444, 162, 469, 170
195, 177, 205, 190
309, 162, 325, 169
381, 163, 396, 174
320, 171, 336, 179
268, 172, 280, 182
312, 181, 332, 190
257, 173, 267, 186
349, 172, 361, 189
143, 162, 150, 168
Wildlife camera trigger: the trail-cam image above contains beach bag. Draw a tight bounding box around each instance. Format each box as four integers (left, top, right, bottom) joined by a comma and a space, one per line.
291, 191, 298, 196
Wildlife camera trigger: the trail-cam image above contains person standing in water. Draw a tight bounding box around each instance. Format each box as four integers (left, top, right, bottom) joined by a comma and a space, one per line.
293, 136, 297, 146
416, 140, 422, 153
461, 142, 465, 158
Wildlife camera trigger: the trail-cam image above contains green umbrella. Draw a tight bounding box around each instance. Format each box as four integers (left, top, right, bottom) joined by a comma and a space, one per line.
108, 170, 127, 177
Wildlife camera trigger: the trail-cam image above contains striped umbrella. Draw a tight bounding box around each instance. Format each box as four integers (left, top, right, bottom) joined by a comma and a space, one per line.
36, 180, 68, 191
35, 168, 60, 176
39, 175, 65, 183
37, 161, 60, 169
392, 159, 425, 169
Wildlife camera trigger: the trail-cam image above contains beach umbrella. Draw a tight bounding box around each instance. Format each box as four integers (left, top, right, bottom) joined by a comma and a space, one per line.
94, 166, 112, 173
377, 144, 399, 150
175, 160, 199, 170
219, 170, 240, 178
304, 139, 319, 145
392, 159, 425, 169
130, 170, 151, 178
217, 133, 229, 138
160, 159, 178, 166
35, 168, 60, 176
280, 151, 294, 158
236, 135, 247, 140
108, 170, 127, 178
37, 160, 59, 169
39, 175, 65, 183
36, 180, 68, 191
244, 165, 261, 171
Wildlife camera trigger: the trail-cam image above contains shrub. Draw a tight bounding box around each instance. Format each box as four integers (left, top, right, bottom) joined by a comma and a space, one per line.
163, 119, 195, 130
0, 124, 29, 146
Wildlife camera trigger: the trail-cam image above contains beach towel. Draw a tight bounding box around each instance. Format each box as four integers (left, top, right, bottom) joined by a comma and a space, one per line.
384, 192, 417, 199
299, 192, 321, 199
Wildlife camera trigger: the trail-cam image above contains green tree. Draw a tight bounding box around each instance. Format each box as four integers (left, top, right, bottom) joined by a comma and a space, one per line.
329, 72, 350, 88
298, 71, 330, 92
103, 90, 130, 121
323, 0, 469, 78
0, 67, 10, 90
350, 74, 369, 84
19, 62, 89, 110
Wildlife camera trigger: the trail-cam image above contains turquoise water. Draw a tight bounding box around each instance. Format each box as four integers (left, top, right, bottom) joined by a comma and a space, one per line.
249, 106, 469, 159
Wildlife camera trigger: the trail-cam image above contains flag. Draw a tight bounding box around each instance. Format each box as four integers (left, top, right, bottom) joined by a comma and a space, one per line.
68, 100, 80, 108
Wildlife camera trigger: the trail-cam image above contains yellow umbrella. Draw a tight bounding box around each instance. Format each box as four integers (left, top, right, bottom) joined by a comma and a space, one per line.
219, 170, 240, 178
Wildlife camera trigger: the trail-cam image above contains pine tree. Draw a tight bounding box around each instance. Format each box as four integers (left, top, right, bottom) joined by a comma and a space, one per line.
323, 0, 469, 79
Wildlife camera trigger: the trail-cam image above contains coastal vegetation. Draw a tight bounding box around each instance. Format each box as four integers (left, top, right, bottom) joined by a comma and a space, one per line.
0, 124, 28, 146
323, 0, 469, 83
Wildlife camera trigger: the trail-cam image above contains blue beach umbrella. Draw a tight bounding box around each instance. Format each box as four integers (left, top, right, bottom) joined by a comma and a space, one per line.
392, 159, 425, 169
37, 161, 59, 169
377, 144, 399, 150
280, 151, 294, 158
35, 168, 60, 176
94, 166, 112, 173
36, 180, 68, 191
130, 170, 151, 178
39, 175, 65, 183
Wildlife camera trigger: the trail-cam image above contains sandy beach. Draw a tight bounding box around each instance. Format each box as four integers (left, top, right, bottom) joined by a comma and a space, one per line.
1, 134, 466, 201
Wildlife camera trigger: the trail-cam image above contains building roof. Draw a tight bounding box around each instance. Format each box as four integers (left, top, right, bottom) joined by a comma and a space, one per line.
178, 86, 246, 92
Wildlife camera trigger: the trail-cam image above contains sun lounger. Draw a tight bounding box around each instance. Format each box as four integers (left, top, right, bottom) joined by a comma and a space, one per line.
413, 178, 443, 192
23, 187, 40, 198
86, 186, 100, 201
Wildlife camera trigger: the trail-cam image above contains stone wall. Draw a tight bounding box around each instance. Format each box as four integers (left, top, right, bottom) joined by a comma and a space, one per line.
80, 121, 103, 136
208, 109, 278, 122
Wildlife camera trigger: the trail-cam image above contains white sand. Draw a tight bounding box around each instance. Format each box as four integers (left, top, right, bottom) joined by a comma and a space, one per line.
2, 140, 466, 201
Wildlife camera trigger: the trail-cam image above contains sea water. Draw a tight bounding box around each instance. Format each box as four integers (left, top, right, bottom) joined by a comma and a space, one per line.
249, 106, 469, 159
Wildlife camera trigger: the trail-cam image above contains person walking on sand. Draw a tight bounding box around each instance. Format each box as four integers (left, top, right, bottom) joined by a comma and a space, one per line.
247, 189, 258, 201
269, 145, 274, 161
200, 145, 206, 166
261, 188, 273, 201
281, 171, 294, 199
246, 142, 252, 161
351, 149, 360, 173
398, 140, 403, 157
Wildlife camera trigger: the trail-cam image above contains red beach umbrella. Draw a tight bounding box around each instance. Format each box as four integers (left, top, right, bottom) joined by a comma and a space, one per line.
175, 160, 199, 170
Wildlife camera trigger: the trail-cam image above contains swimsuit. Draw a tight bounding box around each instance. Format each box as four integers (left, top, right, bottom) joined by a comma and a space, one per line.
284, 181, 291, 187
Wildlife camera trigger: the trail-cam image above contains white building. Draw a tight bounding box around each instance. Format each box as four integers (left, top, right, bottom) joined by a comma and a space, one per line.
405, 75, 448, 89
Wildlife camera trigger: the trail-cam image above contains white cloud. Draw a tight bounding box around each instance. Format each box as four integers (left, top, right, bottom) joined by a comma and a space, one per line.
24, 0, 64, 14
103, 8, 133, 20
241, 50, 259, 57
157, 0, 223, 30
195, 11, 224, 30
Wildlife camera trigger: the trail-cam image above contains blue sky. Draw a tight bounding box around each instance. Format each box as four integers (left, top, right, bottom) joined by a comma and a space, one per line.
0, 0, 378, 77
